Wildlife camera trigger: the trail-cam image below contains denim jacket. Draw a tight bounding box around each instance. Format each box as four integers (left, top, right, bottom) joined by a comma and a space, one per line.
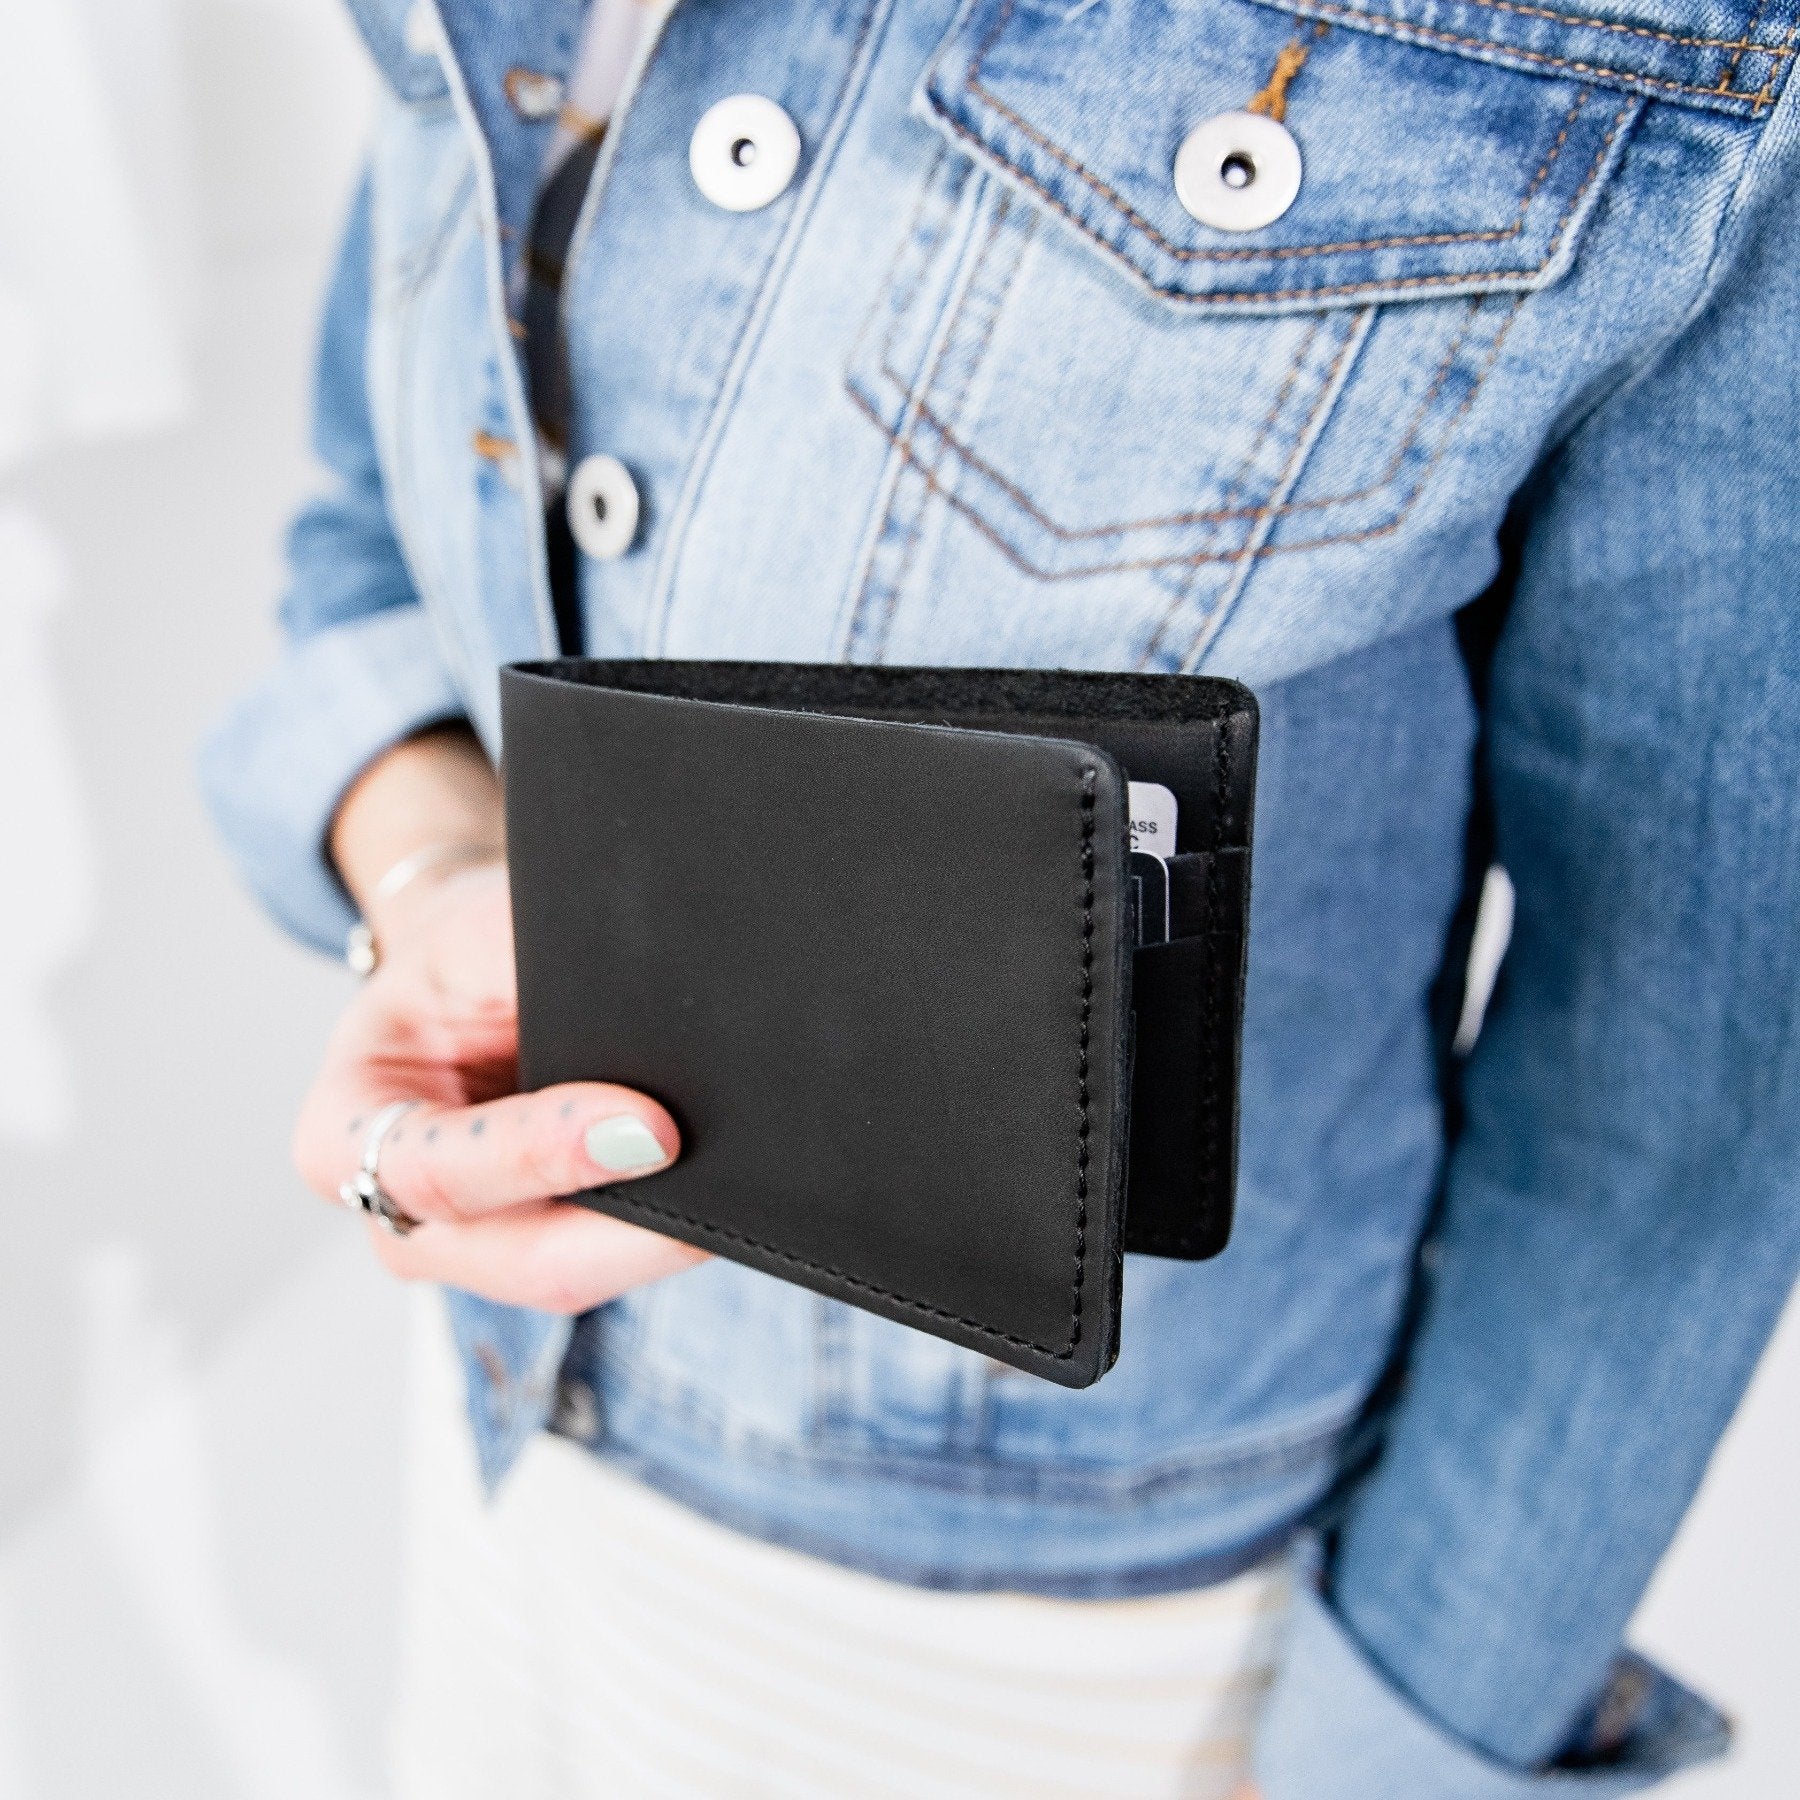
202, 0, 1800, 1789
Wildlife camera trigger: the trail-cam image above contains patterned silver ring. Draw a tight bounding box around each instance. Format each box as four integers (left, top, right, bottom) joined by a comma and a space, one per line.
339, 1099, 425, 1236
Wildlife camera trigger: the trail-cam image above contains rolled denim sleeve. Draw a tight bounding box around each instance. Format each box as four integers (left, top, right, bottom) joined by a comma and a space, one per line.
1256, 1583, 1729, 1799
199, 171, 466, 954
1258, 145, 1800, 1791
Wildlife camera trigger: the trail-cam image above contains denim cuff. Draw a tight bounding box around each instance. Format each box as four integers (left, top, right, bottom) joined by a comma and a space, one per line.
1255, 1583, 1731, 1799
198, 603, 468, 954
442, 1289, 574, 1491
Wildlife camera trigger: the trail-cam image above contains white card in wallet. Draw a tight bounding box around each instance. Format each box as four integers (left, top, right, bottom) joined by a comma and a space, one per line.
1128, 782, 1178, 860
1127, 782, 1178, 945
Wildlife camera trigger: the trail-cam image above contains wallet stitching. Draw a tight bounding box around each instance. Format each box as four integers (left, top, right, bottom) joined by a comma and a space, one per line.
1069, 765, 1096, 1355
593, 754, 1099, 1364
590, 1192, 1079, 1354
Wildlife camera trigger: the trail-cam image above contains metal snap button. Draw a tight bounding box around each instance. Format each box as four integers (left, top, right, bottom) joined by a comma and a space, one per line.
689, 94, 801, 213
402, 0, 440, 58
566, 453, 640, 560
504, 67, 565, 122
1173, 111, 1302, 233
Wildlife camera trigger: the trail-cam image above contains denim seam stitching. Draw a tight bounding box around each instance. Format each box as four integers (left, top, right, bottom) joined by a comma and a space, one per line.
842, 163, 997, 657
1139, 313, 1365, 654
643, 0, 892, 650
1147, 313, 1325, 617
927, 94, 1633, 302
837, 143, 960, 658
1715, 0, 1773, 91
1251, 0, 1789, 102
385, 200, 483, 656
392, 165, 477, 297
961, 9, 1598, 265
1184, 288, 1526, 581
858, 144, 960, 355
867, 189, 1028, 660
858, 298, 1477, 545
1340, 0, 1796, 55
599, 1375, 1365, 1499
861, 200, 1000, 657
588, 1454, 1311, 1591
843, 305, 1351, 581
844, 290, 1522, 580
850, 191, 1321, 603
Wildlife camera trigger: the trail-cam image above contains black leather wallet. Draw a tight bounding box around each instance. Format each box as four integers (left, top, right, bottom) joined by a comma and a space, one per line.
501, 661, 1257, 1388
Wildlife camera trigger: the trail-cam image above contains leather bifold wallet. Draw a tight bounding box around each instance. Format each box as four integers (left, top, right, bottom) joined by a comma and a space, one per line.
501, 661, 1257, 1388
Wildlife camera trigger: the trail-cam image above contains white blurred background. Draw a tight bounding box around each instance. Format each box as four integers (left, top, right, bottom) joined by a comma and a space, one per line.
0, 1, 1792, 1793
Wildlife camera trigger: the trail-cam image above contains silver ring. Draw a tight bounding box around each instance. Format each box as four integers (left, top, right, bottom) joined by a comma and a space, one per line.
340, 1099, 425, 1236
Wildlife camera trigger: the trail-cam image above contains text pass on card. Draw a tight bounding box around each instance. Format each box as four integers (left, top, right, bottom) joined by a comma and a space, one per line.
1127, 782, 1178, 861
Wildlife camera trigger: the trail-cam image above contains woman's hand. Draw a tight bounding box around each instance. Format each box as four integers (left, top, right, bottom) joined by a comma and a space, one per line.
292, 725, 706, 1311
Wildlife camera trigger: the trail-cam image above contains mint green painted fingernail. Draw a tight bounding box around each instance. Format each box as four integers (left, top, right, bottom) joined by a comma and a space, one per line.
584, 1115, 669, 1175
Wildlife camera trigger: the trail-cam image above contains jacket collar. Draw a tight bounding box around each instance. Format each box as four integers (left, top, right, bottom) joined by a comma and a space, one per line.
346, 0, 588, 261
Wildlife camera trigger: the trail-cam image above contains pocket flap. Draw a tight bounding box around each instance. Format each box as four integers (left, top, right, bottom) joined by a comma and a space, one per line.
917, 0, 1653, 308
1242, 0, 1796, 116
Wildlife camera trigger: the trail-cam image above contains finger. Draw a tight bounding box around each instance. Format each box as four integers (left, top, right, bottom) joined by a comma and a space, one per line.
367, 1202, 707, 1314
368, 1083, 681, 1224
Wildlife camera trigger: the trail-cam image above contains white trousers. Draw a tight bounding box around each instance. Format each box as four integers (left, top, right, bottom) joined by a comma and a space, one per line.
392, 1295, 1288, 1800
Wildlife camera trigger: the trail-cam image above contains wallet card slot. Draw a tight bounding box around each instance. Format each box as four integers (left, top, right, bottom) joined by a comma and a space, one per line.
1121, 870, 1246, 1263
1165, 849, 1249, 944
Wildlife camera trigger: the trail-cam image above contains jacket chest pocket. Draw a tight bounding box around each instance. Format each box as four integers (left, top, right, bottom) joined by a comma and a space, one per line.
839, 0, 1785, 671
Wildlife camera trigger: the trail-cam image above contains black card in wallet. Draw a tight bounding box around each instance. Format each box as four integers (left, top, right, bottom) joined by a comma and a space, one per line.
501, 661, 1257, 1388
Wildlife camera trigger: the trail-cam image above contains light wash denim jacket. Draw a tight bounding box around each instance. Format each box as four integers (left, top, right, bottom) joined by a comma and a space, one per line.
203, 0, 1800, 1788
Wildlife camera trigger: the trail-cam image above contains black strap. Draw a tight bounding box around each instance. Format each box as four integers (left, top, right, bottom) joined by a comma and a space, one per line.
521, 132, 605, 655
